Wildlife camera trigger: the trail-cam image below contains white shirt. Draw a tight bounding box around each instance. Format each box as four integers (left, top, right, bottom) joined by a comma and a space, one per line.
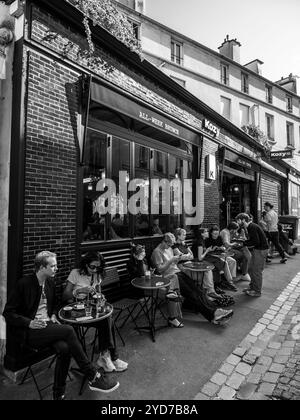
67, 269, 102, 294
265, 209, 278, 232
35, 285, 50, 321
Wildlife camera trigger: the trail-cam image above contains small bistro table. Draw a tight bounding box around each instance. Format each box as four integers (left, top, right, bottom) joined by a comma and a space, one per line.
180, 261, 215, 289
131, 275, 171, 343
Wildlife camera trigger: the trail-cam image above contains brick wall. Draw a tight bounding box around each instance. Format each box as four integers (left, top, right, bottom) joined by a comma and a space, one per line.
23, 50, 80, 282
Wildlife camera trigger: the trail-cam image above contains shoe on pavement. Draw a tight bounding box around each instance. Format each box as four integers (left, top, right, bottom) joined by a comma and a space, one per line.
168, 318, 184, 328
242, 287, 252, 293
213, 308, 234, 323
166, 291, 179, 300
280, 257, 288, 264
113, 359, 128, 372
246, 290, 261, 297
240, 274, 251, 281
97, 351, 116, 372
89, 371, 119, 393
220, 281, 238, 292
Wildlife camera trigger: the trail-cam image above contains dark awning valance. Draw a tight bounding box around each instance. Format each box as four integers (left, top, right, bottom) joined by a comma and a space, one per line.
90, 81, 199, 145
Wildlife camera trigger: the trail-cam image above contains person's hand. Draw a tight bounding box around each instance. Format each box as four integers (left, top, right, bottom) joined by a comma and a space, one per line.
77, 286, 93, 295
172, 256, 180, 262
206, 246, 213, 252
50, 314, 60, 324
29, 319, 47, 329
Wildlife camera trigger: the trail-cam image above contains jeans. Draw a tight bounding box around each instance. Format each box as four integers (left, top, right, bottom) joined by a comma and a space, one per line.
98, 318, 119, 360
27, 322, 96, 396
232, 247, 251, 275
269, 232, 285, 259
177, 272, 215, 322
248, 249, 268, 293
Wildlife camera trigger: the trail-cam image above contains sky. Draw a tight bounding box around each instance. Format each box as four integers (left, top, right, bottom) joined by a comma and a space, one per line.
146, 0, 300, 84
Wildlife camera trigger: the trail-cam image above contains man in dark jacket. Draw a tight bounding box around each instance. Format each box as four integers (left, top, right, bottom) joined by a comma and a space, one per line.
3, 251, 119, 399
235, 214, 269, 297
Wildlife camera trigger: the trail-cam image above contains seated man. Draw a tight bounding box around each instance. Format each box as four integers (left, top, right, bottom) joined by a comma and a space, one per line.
220, 221, 251, 281
3, 251, 119, 400
151, 233, 234, 325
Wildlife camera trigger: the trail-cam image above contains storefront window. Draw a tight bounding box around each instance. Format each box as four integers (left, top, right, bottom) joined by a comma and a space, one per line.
111, 137, 130, 239
183, 161, 194, 232
169, 156, 182, 232
152, 151, 168, 235
134, 144, 150, 237
82, 130, 107, 242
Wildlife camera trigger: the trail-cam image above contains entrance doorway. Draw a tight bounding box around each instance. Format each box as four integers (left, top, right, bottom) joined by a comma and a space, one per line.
220, 174, 256, 228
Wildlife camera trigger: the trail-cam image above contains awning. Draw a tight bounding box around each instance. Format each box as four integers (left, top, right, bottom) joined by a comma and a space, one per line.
224, 149, 260, 172
90, 80, 199, 145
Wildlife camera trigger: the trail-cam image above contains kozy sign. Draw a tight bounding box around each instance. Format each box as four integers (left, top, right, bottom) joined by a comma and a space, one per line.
202, 119, 220, 138
270, 150, 293, 160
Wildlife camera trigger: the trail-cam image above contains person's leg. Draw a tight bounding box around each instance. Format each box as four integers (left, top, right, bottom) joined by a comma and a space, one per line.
269, 232, 285, 259
52, 340, 71, 399
177, 272, 215, 322
248, 250, 267, 294
226, 257, 237, 278
27, 323, 96, 381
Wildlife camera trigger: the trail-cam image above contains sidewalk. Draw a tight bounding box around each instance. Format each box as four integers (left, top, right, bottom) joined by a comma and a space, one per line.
195, 270, 300, 400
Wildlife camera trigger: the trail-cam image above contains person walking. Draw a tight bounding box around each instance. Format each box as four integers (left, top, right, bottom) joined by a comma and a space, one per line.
3, 251, 119, 400
264, 202, 288, 264
235, 214, 269, 297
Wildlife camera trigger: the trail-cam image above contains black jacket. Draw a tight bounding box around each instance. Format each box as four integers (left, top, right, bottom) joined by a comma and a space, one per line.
245, 222, 269, 250
3, 274, 58, 345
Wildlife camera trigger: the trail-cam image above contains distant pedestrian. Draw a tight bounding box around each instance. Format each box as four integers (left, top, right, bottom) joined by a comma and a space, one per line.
235, 213, 269, 297
264, 202, 288, 264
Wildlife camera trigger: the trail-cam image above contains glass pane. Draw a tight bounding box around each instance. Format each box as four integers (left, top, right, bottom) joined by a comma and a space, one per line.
152, 151, 168, 235
183, 160, 194, 232
134, 144, 150, 237
169, 156, 182, 232
110, 137, 130, 239
82, 130, 107, 242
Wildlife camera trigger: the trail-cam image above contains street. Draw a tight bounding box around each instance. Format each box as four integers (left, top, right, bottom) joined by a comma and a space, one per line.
1, 251, 299, 400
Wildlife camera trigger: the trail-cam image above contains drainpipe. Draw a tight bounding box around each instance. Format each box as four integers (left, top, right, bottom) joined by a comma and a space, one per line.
0, 1, 15, 368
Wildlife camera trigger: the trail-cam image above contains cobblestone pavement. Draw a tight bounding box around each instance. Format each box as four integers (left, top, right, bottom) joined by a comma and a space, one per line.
195, 272, 300, 400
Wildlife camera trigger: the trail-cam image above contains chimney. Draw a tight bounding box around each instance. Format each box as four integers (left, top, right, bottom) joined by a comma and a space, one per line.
244, 59, 264, 75
218, 35, 241, 63
275, 73, 298, 94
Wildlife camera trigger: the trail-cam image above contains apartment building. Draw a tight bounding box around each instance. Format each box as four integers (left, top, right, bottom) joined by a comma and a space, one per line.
116, 0, 300, 219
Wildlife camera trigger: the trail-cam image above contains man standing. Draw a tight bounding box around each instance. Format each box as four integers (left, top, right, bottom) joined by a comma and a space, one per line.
235, 214, 269, 297
264, 202, 287, 264
3, 251, 119, 400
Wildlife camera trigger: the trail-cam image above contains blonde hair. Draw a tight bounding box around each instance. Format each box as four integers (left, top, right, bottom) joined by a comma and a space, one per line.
34, 251, 57, 272
174, 228, 186, 239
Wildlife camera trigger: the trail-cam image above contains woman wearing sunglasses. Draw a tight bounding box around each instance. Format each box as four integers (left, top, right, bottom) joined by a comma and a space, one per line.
63, 251, 128, 373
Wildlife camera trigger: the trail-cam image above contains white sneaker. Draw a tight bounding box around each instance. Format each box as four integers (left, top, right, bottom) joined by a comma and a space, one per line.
113, 359, 128, 372
240, 274, 251, 281
97, 351, 116, 372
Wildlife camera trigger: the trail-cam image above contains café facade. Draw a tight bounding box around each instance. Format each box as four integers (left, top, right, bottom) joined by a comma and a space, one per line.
1, 0, 291, 370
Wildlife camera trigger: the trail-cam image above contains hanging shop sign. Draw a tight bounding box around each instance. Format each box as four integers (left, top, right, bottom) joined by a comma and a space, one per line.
205, 154, 216, 180
202, 119, 220, 138
270, 150, 294, 160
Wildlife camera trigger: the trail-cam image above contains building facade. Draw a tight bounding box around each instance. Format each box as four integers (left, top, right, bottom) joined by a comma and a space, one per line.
116, 0, 300, 221
0, 0, 292, 370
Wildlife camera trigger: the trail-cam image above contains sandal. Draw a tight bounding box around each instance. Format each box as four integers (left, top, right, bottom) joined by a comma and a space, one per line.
168, 318, 184, 328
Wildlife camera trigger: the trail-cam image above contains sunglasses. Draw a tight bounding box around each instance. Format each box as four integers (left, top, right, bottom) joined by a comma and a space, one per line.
88, 264, 101, 270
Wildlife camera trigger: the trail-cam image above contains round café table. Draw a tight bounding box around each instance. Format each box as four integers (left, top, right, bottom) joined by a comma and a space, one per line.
58, 302, 113, 395
179, 260, 215, 289
131, 275, 171, 342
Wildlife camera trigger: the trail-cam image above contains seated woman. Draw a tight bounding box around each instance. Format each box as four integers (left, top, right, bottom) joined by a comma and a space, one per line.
173, 228, 214, 297
202, 226, 238, 292
63, 251, 128, 373
127, 244, 183, 328
151, 233, 234, 325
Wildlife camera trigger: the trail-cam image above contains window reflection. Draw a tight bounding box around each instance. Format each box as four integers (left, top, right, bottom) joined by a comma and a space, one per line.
134, 145, 150, 237
152, 150, 168, 234
169, 156, 182, 232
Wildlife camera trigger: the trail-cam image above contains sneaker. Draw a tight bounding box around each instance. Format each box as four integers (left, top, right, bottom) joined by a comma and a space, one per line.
113, 359, 128, 372
168, 318, 184, 328
246, 290, 261, 297
89, 371, 119, 393
166, 291, 178, 300
213, 308, 234, 323
240, 274, 251, 281
242, 287, 252, 293
280, 257, 288, 264
220, 281, 237, 292
97, 351, 116, 372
